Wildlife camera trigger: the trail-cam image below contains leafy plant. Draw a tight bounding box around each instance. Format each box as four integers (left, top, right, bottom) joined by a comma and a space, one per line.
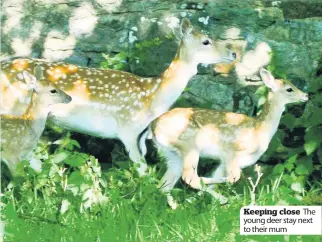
100, 36, 169, 71
3, 133, 109, 220
256, 52, 322, 203
100, 52, 129, 71
2, 131, 321, 241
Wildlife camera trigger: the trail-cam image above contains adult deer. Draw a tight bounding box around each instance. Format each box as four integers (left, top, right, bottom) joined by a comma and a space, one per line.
0, 18, 235, 175
146, 68, 308, 208
1, 67, 72, 174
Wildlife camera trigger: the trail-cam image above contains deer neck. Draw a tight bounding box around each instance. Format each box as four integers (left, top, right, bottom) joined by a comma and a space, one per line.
23, 94, 49, 135
256, 92, 285, 140
150, 43, 198, 114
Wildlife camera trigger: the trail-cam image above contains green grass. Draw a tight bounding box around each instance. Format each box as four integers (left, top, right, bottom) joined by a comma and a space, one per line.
2, 165, 322, 242
1, 135, 321, 242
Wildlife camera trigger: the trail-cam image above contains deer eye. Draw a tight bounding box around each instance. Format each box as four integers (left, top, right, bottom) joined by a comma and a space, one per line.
50, 89, 58, 94
286, 88, 294, 92
202, 39, 211, 46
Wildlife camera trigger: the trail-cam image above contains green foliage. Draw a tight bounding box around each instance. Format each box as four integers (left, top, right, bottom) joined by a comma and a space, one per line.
134, 37, 163, 51
4, 133, 108, 218
262, 53, 322, 200
304, 126, 322, 156
3, 157, 321, 241
2, 131, 321, 241
254, 84, 269, 113
267, 51, 287, 80
100, 52, 129, 71
100, 36, 167, 71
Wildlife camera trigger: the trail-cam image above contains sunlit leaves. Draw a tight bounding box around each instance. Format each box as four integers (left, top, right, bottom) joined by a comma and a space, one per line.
304, 140, 320, 156
291, 182, 304, 193
68, 171, 85, 186
273, 163, 284, 175
53, 134, 81, 151
134, 37, 163, 51
284, 154, 297, 172
51, 152, 69, 164
304, 126, 322, 155
100, 52, 129, 70
295, 164, 310, 175
100, 37, 165, 71
64, 153, 89, 167
254, 85, 269, 112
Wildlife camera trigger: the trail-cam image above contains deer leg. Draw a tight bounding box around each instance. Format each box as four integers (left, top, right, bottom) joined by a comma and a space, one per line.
211, 163, 227, 181
181, 149, 223, 187
181, 149, 224, 188
120, 135, 147, 176
181, 149, 203, 189
181, 150, 228, 204
226, 156, 242, 184
207, 163, 227, 190
203, 163, 228, 204
158, 148, 183, 209
4, 157, 19, 177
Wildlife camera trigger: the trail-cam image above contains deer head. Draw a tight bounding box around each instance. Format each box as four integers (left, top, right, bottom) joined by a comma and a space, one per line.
176, 18, 235, 66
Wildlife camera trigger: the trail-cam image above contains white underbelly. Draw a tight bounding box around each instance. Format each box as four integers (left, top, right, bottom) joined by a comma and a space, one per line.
49, 103, 119, 138
200, 146, 264, 169
200, 145, 222, 160
238, 151, 263, 168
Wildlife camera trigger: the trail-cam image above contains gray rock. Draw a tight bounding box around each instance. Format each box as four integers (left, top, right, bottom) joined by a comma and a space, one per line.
177, 75, 234, 111
1, 0, 322, 114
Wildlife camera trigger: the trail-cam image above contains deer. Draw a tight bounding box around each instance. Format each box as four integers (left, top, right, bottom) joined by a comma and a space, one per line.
143, 68, 308, 209
0, 67, 72, 175
0, 18, 236, 175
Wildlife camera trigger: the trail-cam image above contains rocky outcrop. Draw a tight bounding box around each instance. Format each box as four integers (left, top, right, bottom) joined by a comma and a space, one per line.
1, 0, 322, 114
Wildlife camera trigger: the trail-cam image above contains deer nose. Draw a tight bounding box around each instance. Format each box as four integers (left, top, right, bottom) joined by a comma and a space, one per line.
232, 52, 237, 60
65, 95, 72, 103
302, 94, 309, 102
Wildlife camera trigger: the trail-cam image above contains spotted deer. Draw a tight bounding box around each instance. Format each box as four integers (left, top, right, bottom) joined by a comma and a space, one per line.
0, 18, 235, 175
0, 67, 72, 174
145, 68, 308, 209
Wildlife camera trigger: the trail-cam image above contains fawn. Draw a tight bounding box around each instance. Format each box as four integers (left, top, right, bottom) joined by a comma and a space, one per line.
145, 68, 308, 209
0, 18, 236, 175
0, 67, 72, 174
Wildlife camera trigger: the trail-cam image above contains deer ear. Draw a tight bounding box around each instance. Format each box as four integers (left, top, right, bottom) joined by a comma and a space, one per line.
22, 71, 39, 91
259, 68, 278, 91
173, 25, 183, 41
181, 18, 193, 38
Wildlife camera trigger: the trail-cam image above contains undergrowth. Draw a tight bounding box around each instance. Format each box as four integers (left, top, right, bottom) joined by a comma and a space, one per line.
1, 134, 321, 242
